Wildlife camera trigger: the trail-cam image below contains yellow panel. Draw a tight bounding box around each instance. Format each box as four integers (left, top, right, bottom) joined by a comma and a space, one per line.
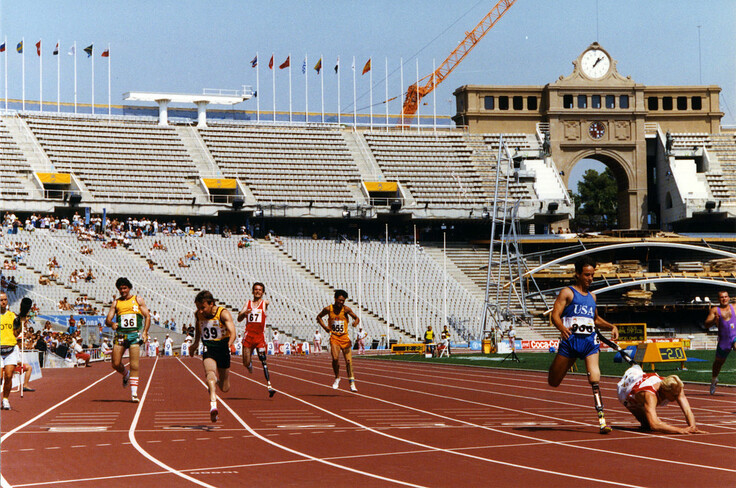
37, 173, 71, 184
364, 181, 398, 192
203, 178, 237, 190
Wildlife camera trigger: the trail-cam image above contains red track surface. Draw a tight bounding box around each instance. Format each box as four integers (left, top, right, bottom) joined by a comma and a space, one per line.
2, 355, 735, 487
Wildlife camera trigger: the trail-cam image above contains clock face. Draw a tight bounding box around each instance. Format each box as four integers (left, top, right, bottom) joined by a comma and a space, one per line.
589, 122, 605, 139
580, 49, 610, 79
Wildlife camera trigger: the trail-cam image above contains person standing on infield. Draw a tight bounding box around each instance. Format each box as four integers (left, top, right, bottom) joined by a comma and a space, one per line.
703, 290, 736, 395
105, 278, 151, 403
548, 257, 619, 434
317, 289, 360, 391
190, 290, 236, 422
237, 282, 275, 397
0, 293, 29, 410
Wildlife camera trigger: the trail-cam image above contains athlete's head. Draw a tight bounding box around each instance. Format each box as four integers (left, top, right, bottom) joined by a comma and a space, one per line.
718, 290, 730, 306
574, 257, 596, 289
195, 290, 215, 305
253, 282, 265, 298
0, 292, 7, 312
334, 289, 348, 307
659, 375, 684, 402
115, 277, 133, 297
194, 290, 217, 317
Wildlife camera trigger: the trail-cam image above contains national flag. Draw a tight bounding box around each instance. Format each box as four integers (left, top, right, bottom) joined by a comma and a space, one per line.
279, 56, 290, 69
334, 57, 339, 74
16, 41, 23, 54
68, 45, 75, 56
53, 42, 59, 55
314, 58, 322, 74
362, 58, 371, 75
83, 44, 93, 57
101, 49, 109, 57
36, 40, 41, 56
301, 59, 306, 74
250, 55, 257, 68
0, 42, 5, 53
268, 55, 273, 69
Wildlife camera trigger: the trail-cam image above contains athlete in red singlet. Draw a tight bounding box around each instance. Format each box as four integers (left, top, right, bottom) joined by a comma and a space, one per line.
237, 282, 275, 397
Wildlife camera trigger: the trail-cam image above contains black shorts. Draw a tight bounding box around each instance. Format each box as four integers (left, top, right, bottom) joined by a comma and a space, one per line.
203, 342, 231, 369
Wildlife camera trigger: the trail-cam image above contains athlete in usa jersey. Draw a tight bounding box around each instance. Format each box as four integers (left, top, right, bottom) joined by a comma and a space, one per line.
191, 290, 236, 422
548, 257, 618, 434
237, 282, 275, 397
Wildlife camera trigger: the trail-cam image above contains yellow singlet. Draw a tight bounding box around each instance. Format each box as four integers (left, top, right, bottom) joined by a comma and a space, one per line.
0, 310, 18, 347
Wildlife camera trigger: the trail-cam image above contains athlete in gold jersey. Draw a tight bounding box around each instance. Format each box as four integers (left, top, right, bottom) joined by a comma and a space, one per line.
317, 289, 360, 391
190, 290, 236, 422
105, 277, 150, 403
0, 292, 21, 410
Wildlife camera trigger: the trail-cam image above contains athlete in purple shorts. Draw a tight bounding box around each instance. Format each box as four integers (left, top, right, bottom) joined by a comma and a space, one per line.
548, 257, 619, 434
704, 290, 736, 395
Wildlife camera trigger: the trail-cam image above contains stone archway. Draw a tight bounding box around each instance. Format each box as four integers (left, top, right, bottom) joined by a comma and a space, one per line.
557, 149, 646, 229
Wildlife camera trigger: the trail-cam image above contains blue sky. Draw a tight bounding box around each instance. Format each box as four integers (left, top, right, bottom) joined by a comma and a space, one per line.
1, 0, 734, 126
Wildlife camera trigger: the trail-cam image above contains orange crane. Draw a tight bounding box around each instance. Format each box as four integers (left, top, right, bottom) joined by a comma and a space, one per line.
400, 0, 516, 123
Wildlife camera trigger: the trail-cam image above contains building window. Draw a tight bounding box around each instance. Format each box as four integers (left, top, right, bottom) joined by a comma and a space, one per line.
677, 96, 687, 110
563, 94, 573, 108
662, 96, 673, 110
647, 97, 658, 110
484, 96, 494, 110
513, 96, 523, 110
665, 192, 673, 209
591, 95, 601, 109
499, 96, 509, 110
527, 96, 538, 111
620, 95, 630, 108
577, 95, 588, 109
457, 98, 464, 112
692, 96, 702, 110
605, 95, 615, 109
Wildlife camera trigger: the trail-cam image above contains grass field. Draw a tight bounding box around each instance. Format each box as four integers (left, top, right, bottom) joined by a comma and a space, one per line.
371, 349, 735, 386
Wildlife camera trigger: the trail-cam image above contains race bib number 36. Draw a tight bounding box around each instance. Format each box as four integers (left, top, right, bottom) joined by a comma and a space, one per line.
120, 313, 137, 330
563, 316, 595, 335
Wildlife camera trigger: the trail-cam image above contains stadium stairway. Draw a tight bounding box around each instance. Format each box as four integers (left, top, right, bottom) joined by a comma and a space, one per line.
2, 114, 56, 174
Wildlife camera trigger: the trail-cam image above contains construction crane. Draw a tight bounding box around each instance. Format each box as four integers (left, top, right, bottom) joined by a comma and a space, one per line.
400, 0, 516, 124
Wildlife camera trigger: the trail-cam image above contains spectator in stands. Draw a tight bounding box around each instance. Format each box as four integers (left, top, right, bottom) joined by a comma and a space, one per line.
71, 338, 91, 367
100, 338, 111, 360
7, 277, 16, 293
58, 297, 71, 312
34, 333, 48, 366
178, 258, 190, 268
17, 360, 35, 391
152, 311, 161, 327
169, 318, 177, 332
84, 268, 96, 282
147, 260, 155, 272
67, 316, 77, 335
153, 337, 160, 356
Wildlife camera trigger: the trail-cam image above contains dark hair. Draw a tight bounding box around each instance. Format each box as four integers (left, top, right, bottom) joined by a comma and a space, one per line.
115, 277, 133, 289
334, 289, 348, 300
195, 290, 214, 304
574, 257, 597, 274
253, 282, 265, 293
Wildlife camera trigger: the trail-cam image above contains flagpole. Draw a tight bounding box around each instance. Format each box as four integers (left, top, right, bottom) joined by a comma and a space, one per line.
56, 40, 60, 112
304, 54, 308, 123
433, 58, 437, 133
352, 55, 356, 128
369, 58, 373, 130
400, 57, 404, 131
384, 57, 388, 130
288, 52, 292, 123
4, 36, 8, 112
22, 37, 25, 111
256, 51, 260, 123
39, 39, 43, 112
107, 43, 111, 116
91, 46, 95, 115
336, 56, 340, 125
415, 58, 420, 132
271, 53, 275, 123
320, 54, 324, 123
73, 42, 77, 114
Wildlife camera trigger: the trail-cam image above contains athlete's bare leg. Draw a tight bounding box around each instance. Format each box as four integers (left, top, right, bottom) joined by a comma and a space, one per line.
712, 356, 726, 379
2, 364, 15, 401
217, 367, 230, 393
330, 341, 341, 378
242, 346, 254, 373
547, 353, 576, 387
111, 344, 126, 375
203, 357, 219, 403
342, 346, 357, 391
128, 345, 141, 400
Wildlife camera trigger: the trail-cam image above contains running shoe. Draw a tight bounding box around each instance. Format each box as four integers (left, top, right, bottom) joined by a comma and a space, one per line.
210, 402, 218, 423
268, 386, 276, 398
599, 424, 612, 434
349, 382, 358, 392
122, 370, 130, 388
247, 362, 253, 374
22, 387, 35, 392
598, 413, 611, 434
1, 398, 10, 410
332, 378, 340, 389
131, 395, 139, 403
710, 378, 718, 395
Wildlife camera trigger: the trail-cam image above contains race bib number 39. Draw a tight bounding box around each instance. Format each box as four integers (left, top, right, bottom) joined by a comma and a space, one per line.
563, 316, 595, 335
202, 319, 221, 340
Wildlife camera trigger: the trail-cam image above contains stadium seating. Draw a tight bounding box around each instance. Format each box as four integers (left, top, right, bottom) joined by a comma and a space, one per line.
0, 119, 32, 199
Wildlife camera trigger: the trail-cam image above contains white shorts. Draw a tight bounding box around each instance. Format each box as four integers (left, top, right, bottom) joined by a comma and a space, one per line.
0, 345, 20, 369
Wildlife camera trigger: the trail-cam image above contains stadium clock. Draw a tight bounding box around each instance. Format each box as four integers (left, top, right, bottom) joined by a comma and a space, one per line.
580, 48, 611, 79
589, 122, 605, 140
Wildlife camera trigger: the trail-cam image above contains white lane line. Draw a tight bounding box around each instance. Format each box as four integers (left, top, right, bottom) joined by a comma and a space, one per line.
177, 357, 426, 488
128, 356, 218, 488
273, 360, 736, 474
229, 369, 641, 488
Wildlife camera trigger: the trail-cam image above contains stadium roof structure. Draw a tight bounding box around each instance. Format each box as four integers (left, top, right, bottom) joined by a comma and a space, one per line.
123, 90, 252, 127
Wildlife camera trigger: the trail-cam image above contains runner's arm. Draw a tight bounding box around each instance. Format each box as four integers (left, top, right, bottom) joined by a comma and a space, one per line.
345, 306, 360, 328
136, 296, 152, 343
703, 306, 718, 328
639, 392, 696, 434
236, 302, 250, 323
220, 309, 237, 349
105, 299, 117, 329
675, 391, 705, 433
189, 312, 201, 356
550, 288, 573, 340
316, 308, 330, 334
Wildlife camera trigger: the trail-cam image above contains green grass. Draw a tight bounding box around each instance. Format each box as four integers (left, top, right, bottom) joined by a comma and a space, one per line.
366, 350, 735, 386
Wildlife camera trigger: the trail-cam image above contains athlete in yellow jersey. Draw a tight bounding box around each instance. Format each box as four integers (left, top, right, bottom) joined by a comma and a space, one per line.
0, 292, 21, 410
190, 290, 236, 422
105, 277, 151, 403
317, 289, 360, 392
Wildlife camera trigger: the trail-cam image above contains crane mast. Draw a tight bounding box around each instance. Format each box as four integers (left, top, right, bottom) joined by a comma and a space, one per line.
401, 0, 516, 123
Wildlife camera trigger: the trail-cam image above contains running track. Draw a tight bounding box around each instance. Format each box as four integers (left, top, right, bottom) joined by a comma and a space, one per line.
1, 355, 735, 487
